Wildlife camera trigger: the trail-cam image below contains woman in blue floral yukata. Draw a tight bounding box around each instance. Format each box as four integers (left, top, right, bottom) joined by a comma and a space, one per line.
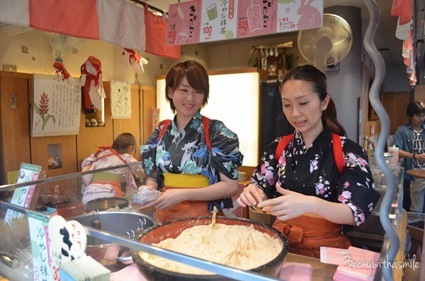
237, 65, 380, 258
140, 60, 244, 223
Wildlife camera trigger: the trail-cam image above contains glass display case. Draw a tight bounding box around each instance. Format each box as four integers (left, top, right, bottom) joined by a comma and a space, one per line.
0, 162, 416, 281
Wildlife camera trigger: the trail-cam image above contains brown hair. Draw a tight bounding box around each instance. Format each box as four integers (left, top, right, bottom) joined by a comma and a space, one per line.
112, 133, 136, 154
165, 60, 210, 113
280, 64, 346, 136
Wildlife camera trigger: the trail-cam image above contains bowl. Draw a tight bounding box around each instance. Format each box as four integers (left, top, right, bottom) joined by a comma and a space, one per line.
132, 216, 288, 281
37, 194, 70, 206
55, 203, 85, 219
70, 211, 154, 265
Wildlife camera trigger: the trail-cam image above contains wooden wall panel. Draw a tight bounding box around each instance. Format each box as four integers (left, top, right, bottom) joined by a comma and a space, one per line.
76, 81, 114, 171
0, 72, 32, 184
30, 135, 77, 176
382, 91, 411, 134
415, 85, 425, 101
113, 84, 142, 160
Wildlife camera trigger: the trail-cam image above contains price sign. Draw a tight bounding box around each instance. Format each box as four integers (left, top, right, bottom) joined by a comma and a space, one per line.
27, 210, 55, 281
199, 0, 238, 42
4, 163, 41, 222
203, 25, 213, 38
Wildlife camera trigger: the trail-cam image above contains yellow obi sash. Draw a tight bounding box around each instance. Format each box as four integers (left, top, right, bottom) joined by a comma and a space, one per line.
163, 173, 209, 188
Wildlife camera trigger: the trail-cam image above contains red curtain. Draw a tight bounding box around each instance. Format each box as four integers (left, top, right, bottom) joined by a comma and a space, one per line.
144, 9, 180, 60
29, 0, 99, 39
391, 0, 413, 25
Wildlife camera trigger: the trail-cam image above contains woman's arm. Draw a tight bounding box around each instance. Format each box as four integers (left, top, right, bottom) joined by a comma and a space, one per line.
334, 140, 380, 226
145, 173, 239, 210
258, 184, 355, 225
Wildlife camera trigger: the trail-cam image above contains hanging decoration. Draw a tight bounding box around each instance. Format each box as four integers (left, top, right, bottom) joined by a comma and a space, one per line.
122, 48, 148, 75
80, 56, 105, 113
53, 57, 74, 87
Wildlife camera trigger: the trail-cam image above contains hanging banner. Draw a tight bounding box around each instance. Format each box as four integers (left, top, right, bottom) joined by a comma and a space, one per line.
32, 74, 81, 137
29, 0, 99, 39
167, 0, 323, 45
0, 0, 30, 27
166, 0, 201, 45
276, 0, 323, 32
97, 0, 146, 50
110, 80, 131, 119
236, 0, 277, 38
199, 0, 238, 42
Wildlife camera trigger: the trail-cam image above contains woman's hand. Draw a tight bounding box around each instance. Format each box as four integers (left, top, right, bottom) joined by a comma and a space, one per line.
236, 184, 266, 207
144, 188, 187, 210
257, 183, 317, 221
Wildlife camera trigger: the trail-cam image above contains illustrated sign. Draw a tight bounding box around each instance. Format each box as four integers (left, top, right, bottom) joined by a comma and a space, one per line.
166, 0, 323, 45
32, 74, 81, 137
199, 0, 238, 42
166, 0, 201, 45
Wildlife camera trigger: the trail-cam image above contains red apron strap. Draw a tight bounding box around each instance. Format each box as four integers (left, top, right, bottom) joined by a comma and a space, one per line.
275, 134, 294, 160
107, 148, 128, 164
94, 148, 127, 165
332, 133, 345, 174
157, 119, 172, 142
275, 133, 344, 174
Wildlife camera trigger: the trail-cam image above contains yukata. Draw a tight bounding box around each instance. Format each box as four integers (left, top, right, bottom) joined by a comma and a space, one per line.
141, 112, 244, 223
81, 148, 143, 204
253, 129, 380, 257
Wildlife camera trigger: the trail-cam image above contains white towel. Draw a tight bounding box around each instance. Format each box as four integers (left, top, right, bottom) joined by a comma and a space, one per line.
0, 0, 29, 26
97, 0, 146, 50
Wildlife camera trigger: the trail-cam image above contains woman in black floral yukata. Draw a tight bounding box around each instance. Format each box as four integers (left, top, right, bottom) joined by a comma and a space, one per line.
237, 64, 380, 258
141, 60, 244, 223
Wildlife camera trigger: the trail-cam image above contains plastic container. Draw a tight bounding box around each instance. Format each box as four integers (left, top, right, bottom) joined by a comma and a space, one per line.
388, 146, 399, 163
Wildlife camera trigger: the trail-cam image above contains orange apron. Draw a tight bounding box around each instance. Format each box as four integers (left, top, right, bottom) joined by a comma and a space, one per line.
273, 215, 351, 258
154, 173, 213, 223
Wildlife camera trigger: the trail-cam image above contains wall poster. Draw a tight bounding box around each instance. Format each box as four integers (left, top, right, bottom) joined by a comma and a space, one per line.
32, 74, 81, 137
110, 80, 131, 119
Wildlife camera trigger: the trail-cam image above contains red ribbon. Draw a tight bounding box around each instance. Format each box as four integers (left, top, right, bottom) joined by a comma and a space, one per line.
53, 61, 71, 80
123, 48, 142, 65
